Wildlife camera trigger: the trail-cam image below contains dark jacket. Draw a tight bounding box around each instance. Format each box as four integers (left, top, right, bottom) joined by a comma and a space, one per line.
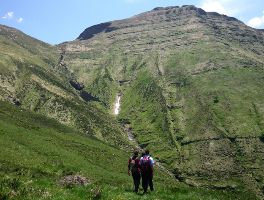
128, 156, 141, 174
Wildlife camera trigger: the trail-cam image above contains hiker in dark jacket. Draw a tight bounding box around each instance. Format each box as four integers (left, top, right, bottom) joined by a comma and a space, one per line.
140, 149, 154, 193
128, 150, 141, 193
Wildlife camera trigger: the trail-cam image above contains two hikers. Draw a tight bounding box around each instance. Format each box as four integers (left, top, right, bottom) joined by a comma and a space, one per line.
128, 149, 154, 194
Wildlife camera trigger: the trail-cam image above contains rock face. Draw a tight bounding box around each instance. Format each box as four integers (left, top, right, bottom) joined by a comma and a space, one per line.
60, 5, 264, 198
77, 22, 118, 40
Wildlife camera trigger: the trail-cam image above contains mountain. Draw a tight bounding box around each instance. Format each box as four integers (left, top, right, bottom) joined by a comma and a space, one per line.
60, 5, 264, 198
0, 4, 264, 199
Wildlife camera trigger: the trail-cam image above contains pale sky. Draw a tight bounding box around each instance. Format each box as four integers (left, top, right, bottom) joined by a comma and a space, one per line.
1, 0, 263, 44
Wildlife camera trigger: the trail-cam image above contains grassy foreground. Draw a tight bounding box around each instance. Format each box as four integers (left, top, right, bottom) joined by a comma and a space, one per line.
0, 101, 257, 199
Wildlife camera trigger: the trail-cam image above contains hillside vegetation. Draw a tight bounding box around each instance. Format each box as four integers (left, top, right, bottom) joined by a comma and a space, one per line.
61, 5, 264, 198
0, 101, 257, 199
0, 25, 129, 148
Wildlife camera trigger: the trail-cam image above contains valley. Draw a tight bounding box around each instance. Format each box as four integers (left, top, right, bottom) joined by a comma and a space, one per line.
0, 4, 264, 199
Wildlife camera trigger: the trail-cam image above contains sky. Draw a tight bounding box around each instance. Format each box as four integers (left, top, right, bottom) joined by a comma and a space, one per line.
0, 0, 264, 44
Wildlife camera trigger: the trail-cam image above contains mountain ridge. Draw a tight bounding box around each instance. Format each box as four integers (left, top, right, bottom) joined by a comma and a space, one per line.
76, 5, 260, 42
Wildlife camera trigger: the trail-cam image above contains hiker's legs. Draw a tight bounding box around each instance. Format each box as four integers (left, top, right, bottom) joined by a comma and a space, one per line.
132, 172, 140, 192
141, 173, 148, 193
149, 174, 154, 191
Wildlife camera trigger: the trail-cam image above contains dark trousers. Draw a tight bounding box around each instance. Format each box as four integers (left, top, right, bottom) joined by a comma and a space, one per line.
132, 172, 140, 192
141, 173, 153, 192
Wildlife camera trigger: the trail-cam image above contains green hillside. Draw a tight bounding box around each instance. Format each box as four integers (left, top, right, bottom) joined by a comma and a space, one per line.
0, 25, 129, 148
0, 101, 257, 199
61, 5, 264, 198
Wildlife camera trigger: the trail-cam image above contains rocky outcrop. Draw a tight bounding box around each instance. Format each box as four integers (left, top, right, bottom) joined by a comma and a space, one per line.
80, 90, 99, 102
59, 175, 91, 187
77, 22, 119, 40
69, 80, 84, 90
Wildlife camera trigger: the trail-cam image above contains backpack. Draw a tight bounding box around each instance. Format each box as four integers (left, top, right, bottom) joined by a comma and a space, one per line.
141, 156, 151, 173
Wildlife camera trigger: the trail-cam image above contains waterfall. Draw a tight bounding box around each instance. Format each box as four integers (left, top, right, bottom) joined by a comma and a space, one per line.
114, 95, 121, 115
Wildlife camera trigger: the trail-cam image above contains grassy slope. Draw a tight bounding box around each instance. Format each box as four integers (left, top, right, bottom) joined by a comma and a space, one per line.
112, 38, 264, 198
40, 7, 264, 197
164, 40, 264, 141
59, 16, 264, 195
0, 25, 129, 147
117, 38, 264, 146
119, 71, 179, 165
0, 101, 256, 200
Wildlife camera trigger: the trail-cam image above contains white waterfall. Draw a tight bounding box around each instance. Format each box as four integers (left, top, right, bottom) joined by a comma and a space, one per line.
114, 95, 121, 115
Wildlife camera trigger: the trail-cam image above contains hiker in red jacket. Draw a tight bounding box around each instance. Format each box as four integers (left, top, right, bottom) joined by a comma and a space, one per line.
128, 150, 141, 193
140, 149, 154, 194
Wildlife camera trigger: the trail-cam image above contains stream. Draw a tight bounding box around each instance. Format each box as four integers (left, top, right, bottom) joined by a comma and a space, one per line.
113, 93, 175, 178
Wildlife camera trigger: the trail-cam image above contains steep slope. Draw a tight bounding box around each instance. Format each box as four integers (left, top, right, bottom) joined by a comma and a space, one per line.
60, 5, 264, 198
0, 25, 129, 147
